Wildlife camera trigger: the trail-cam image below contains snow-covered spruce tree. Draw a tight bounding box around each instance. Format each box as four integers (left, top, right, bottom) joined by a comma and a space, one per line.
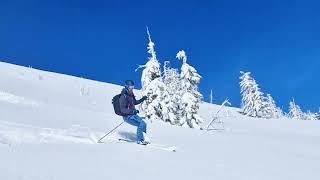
139, 28, 165, 122
304, 111, 317, 121
261, 94, 283, 119
288, 99, 319, 120
177, 50, 203, 129
239, 71, 265, 117
288, 99, 304, 120
140, 28, 161, 88
161, 61, 183, 124
315, 112, 320, 120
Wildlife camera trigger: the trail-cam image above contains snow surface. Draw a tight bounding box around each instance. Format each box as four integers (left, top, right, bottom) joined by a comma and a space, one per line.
0, 61, 320, 180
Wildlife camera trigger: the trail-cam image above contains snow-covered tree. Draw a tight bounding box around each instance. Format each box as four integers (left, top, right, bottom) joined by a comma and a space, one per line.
314, 112, 320, 120
260, 94, 283, 119
143, 78, 165, 122
137, 32, 204, 128
177, 50, 203, 129
313, 108, 320, 120
240, 71, 283, 119
288, 99, 319, 120
304, 111, 317, 121
288, 99, 304, 120
139, 28, 161, 89
239, 71, 265, 117
139, 28, 165, 122
161, 61, 183, 124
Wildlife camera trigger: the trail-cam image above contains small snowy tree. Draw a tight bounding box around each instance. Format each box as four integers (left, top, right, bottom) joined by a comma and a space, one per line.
288, 99, 304, 120
260, 94, 283, 119
304, 111, 317, 121
177, 50, 203, 129
239, 71, 265, 117
288, 99, 319, 120
138, 28, 165, 122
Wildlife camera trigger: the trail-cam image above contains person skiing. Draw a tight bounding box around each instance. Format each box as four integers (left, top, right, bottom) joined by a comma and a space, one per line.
119, 80, 149, 145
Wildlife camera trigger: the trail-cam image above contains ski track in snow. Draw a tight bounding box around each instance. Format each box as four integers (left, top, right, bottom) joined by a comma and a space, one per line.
0, 91, 42, 107
0, 121, 100, 145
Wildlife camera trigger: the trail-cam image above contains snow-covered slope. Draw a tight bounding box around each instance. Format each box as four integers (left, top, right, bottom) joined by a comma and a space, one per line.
0, 61, 319, 180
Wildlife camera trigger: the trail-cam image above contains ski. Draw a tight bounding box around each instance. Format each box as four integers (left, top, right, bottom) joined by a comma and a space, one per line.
117, 138, 177, 152
99, 137, 177, 152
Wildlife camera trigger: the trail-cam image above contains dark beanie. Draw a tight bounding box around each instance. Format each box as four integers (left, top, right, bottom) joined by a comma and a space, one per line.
125, 80, 134, 86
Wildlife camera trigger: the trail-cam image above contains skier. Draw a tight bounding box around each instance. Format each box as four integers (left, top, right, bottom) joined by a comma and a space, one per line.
119, 80, 149, 145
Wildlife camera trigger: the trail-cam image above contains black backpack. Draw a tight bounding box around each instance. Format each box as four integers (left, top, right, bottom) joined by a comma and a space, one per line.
112, 94, 123, 116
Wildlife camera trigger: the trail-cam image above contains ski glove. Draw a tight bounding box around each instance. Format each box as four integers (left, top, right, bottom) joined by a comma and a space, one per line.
132, 109, 139, 115
141, 96, 148, 101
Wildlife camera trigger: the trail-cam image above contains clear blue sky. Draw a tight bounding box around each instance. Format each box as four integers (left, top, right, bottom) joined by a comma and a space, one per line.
1, 0, 319, 112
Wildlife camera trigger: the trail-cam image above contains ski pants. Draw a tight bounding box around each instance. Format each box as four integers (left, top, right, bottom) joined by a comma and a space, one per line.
123, 115, 147, 142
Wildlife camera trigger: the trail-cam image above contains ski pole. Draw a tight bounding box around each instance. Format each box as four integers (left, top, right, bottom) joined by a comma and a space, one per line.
98, 121, 124, 143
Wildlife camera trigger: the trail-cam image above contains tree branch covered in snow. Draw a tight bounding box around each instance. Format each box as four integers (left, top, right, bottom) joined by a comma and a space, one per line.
146, 26, 157, 61
176, 50, 187, 64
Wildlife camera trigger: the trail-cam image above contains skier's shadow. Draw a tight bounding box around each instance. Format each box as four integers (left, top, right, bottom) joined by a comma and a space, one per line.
118, 131, 136, 141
